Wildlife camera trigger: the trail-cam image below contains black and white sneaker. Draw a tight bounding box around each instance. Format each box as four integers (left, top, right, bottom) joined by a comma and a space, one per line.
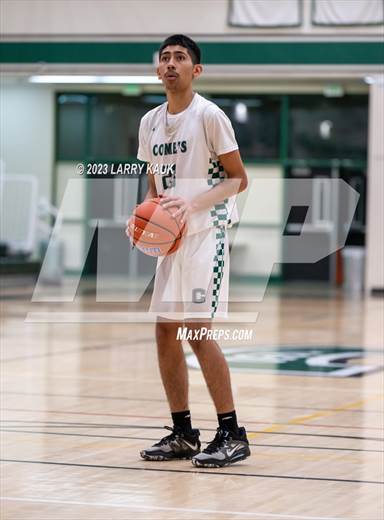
140, 426, 201, 461
191, 427, 250, 468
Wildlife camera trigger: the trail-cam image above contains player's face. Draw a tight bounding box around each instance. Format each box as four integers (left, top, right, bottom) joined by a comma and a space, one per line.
157, 45, 202, 91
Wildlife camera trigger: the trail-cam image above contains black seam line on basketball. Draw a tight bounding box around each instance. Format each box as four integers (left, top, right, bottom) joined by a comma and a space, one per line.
163, 204, 182, 235
133, 214, 178, 240
135, 237, 181, 246
145, 198, 182, 235
1, 459, 382, 485
133, 214, 178, 239
2, 430, 382, 454
132, 214, 182, 243
1, 338, 153, 363
2, 392, 380, 414
134, 202, 184, 235
1, 420, 383, 441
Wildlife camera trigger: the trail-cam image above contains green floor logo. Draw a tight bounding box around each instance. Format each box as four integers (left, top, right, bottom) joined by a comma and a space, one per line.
186, 347, 383, 377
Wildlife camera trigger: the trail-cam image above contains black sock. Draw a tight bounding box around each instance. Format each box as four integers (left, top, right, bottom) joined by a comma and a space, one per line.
218, 410, 239, 434
171, 410, 192, 431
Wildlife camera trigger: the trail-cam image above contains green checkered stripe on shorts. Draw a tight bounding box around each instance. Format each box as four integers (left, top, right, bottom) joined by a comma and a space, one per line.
211, 227, 226, 318
207, 159, 229, 227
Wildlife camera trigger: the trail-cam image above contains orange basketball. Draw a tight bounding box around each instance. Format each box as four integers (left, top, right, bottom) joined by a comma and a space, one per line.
127, 197, 186, 256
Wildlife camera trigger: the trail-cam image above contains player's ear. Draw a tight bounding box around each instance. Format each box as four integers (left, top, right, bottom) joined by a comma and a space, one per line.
156, 65, 161, 79
192, 64, 203, 80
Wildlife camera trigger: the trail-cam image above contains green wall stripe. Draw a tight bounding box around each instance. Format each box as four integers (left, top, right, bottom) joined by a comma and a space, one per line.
0, 42, 157, 65
1, 41, 383, 65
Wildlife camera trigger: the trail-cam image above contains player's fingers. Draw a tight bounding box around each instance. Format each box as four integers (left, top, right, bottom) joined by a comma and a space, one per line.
160, 196, 178, 204
172, 208, 184, 218
162, 200, 182, 209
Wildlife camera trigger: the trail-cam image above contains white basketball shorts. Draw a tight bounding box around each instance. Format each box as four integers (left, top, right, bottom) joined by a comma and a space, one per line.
149, 226, 229, 320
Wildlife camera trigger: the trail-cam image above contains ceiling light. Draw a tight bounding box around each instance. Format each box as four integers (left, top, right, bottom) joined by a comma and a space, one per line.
29, 75, 161, 84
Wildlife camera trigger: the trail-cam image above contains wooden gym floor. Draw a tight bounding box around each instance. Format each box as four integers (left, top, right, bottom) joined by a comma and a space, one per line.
1, 280, 383, 520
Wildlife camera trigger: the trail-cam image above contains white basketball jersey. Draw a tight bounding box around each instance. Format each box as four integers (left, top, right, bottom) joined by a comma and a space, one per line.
137, 93, 239, 235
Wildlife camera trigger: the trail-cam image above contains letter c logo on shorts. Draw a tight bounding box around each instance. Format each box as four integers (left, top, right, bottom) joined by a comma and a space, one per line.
192, 288, 206, 304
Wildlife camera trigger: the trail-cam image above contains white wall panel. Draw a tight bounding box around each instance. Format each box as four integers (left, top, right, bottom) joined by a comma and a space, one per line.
60, 223, 85, 271
56, 162, 86, 220
366, 78, 384, 292
1, 0, 382, 36
0, 80, 54, 202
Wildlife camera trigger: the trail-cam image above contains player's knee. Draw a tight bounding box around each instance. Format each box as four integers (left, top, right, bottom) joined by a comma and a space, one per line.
188, 338, 206, 353
156, 321, 181, 346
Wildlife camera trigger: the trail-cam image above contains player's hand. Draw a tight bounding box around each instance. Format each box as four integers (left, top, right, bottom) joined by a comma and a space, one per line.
125, 217, 131, 238
125, 217, 134, 246
160, 196, 192, 225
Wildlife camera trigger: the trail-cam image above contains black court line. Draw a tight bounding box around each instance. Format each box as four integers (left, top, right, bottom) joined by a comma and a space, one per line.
1, 337, 153, 363
2, 407, 383, 433
2, 391, 382, 414
2, 458, 382, 485
0, 294, 34, 301
1, 420, 383, 442
2, 429, 383, 453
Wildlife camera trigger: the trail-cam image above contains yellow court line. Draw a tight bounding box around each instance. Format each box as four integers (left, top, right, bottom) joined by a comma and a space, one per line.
248, 394, 383, 439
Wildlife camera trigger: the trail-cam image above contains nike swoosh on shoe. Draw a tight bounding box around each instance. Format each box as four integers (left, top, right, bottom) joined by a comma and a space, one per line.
226, 444, 243, 457
183, 440, 199, 451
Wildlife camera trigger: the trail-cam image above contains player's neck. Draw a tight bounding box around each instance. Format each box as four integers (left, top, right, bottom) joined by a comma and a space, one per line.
166, 89, 195, 115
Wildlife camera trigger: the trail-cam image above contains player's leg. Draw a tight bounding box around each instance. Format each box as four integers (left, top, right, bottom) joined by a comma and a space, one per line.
185, 320, 250, 467
149, 255, 189, 412
156, 317, 189, 412
186, 320, 235, 414
140, 251, 200, 461
140, 318, 201, 461
183, 227, 234, 413
182, 228, 250, 467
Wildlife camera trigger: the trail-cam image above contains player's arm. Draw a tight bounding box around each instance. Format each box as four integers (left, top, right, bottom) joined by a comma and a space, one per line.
161, 150, 248, 223
190, 149, 248, 211
144, 166, 158, 200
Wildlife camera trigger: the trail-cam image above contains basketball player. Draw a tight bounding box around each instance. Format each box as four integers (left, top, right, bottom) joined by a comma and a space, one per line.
128, 35, 250, 467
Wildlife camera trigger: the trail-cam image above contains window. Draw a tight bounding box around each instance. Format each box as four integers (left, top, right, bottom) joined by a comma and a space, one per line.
56, 93, 165, 161
208, 95, 280, 160
57, 94, 88, 160
289, 95, 368, 160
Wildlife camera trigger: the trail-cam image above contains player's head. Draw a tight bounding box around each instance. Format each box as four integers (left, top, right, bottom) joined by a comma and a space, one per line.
159, 34, 201, 65
157, 34, 202, 91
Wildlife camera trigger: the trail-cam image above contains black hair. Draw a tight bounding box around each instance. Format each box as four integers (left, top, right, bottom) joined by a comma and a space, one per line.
159, 34, 201, 65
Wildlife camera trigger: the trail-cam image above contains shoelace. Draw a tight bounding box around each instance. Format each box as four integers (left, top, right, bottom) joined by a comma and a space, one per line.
155, 425, 184, 446
203, 427, 232, 454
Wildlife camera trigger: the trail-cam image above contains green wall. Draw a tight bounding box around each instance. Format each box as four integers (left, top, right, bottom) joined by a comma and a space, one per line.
1, 41, 383, 65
